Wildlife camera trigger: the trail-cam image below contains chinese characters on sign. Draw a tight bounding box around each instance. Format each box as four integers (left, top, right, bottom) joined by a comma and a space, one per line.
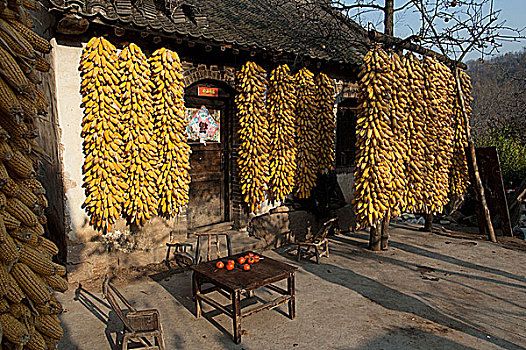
198, 86, 219, 97
187, 106, 220, 144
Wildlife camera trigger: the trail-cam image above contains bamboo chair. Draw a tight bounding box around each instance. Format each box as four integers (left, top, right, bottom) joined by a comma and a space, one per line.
296, 218, 338, 264
194, 232, 232, 263
102, 275, 166, 350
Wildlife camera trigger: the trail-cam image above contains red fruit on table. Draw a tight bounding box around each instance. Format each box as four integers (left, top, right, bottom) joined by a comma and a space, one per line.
227, 260, 235, 265
216, 261, 224, 269
226, 263, 235, 271
238, 257, 246, 264
248, 253, 254, 257
243, 264, 251, 271
247, 258, 255, 264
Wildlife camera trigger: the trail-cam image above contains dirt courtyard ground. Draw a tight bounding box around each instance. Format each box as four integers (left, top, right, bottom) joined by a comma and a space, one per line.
56, 224, 526, 350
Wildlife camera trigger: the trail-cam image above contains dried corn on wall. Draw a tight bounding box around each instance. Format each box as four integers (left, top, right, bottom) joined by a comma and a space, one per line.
0, 2, 69, 348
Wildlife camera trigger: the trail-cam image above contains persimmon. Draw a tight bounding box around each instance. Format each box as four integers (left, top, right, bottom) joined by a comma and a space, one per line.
216, 261, 224, 269
226, 263, 235, 271
243, 264, 251, 271
227, 260, 235, 265
247, 253, 254, 257
247, 258, 255, 264
238, 257, 246, 264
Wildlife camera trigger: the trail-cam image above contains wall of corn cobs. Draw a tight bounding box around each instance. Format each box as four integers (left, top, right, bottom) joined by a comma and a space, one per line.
234, 63, 337, 214
0, 1, 68, 348
78, 38, 190, 233
353, 46, 472, 230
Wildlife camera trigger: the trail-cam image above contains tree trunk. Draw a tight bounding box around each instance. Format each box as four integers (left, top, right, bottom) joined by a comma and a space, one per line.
424, 214, 433, 232
369, 222, 382, 251
455, 68, 497, 243
384, 0, 394, 36
380, 217, 389, 250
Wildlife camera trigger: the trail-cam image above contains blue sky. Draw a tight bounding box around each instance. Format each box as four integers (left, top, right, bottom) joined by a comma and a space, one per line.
351, 0, 525, 61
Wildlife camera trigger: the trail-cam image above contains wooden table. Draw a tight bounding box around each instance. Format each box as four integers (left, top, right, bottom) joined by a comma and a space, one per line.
190, 251, 298, 343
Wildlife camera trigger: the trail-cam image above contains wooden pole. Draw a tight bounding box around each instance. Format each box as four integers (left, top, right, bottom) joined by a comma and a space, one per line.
424, 214, 433, 232
454, 68, 497, 243
369, 222, 382, 251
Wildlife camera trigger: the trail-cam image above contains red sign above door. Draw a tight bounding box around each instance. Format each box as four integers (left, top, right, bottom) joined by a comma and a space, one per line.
198, 86, 219, 97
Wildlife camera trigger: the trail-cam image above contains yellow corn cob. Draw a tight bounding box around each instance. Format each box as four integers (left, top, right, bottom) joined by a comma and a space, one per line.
21, 178, 44, 195
0, 162, 8, 185
12, 262, 51, 305
1, 209, 22, 229
0, 110, 28, 136
0, 140, 13, 160
28, 222, 43, 235
0, 205, 6, 242
3, 178, 22, 197
18, 94, 38, 118
0, 262, 8, 296
6, 197, 38, 226
0, 313, 30, 345
38, 213, 47, 225
8, 301, 31, 319
44, 274, 67, 293
34, 88, 48, 112
19, 242, 56, 276
0, 227, 19, 265
5, 18, 50, 54
26, 330, 47, 350
36, 193, 47, 208
15, 181, 38, 208
0, 76, 23, 118
0, 191, 6, 208
22, 0, 40, 10
0, 124, 8, 139
5, 149, 35, 178
9, 226, 39, 245
35, 298, 64, 316
0, 18, 35, 59
0, 8, 20, 21
53, 262, 66, 276
6, 273, 25, 303
34, 55, 50, 72
35, 314, 63, 340
0, 45, 30, 94
0, 297, 9, 312
11, 136, 32, 154
43, 334, 58, 349
38, 237, 58, 256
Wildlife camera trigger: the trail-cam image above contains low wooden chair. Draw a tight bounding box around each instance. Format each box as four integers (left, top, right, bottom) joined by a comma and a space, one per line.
194, 232, 232, 263
296, 218, 338, 264
102, 275, 166, 350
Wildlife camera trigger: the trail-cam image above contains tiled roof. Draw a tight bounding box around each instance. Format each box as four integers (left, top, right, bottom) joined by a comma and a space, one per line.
49, 0, 371, 65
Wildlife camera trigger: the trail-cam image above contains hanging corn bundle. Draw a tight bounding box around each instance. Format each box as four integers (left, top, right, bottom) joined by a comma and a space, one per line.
352, 48, 395, 228
236, 61, 270, 213
293, 68, 318, 199
150, 48, 191, 217
267, 64, 296, 203
119, 43, 159, 225
0, 3, 67, 348
314, 73, 336, 174
422, 57, 456, 213
449, 69, 472, 198
79, 37, 127, 232
388, 53, 410, 218
403, 53, 428, 213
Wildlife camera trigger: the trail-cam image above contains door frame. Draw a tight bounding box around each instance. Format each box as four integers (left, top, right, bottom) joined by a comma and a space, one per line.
185, 79, 234, 226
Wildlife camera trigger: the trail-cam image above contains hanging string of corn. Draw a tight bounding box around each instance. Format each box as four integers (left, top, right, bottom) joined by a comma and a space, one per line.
403, 53, 428, 214
388, 52, 410, 218
422, 57, 456, 213
0, 3, 67, 348
352, 47, 395, 228
314, 72, 336, 174
79, 37, 127, 232
267, 64, 296, 203
119, 43, 159, 225
149, 48, 191, 217
236, 61, 270, 213
449, 69, 472, 198
293, 68, 318, 199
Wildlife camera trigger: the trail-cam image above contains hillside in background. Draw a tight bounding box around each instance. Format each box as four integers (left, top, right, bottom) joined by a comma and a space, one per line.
468, 49, 526, 142
468, 49, 526, 188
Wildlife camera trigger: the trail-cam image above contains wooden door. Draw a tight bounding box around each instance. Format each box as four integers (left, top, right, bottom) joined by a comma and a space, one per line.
185, 82, 231, 229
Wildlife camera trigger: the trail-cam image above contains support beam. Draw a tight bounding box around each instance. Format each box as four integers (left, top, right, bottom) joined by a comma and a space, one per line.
368, 30, 467, 70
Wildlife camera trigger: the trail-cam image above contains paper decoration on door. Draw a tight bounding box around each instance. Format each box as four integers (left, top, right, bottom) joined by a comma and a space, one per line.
187, 106, 220, 143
